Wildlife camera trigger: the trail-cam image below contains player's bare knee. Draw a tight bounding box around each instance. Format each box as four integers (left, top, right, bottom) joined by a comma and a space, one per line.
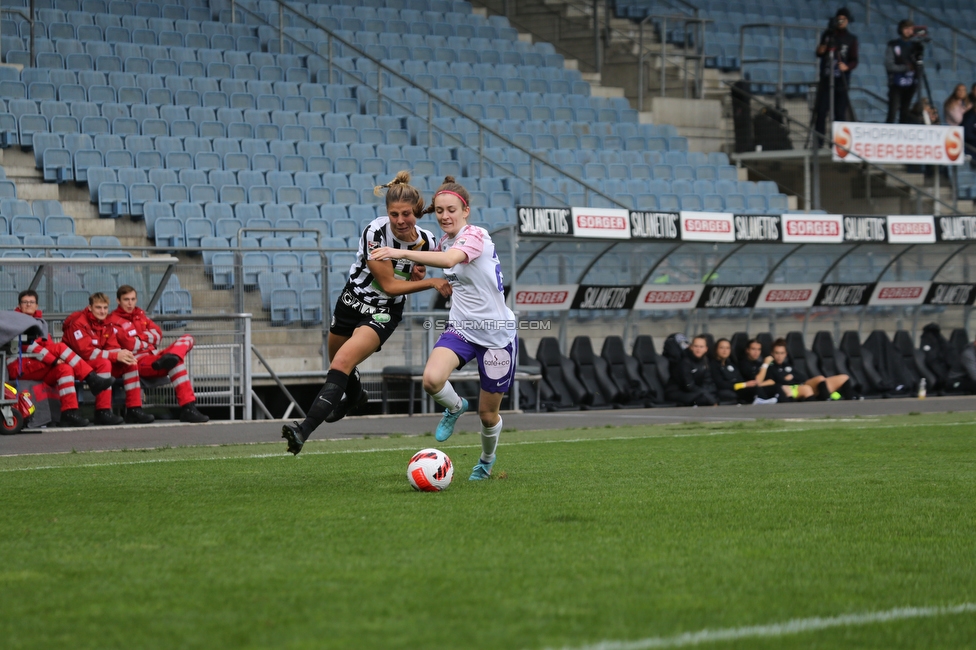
328, 351, 357, 375
479, 410, 500, 428
422, 374, 443, 394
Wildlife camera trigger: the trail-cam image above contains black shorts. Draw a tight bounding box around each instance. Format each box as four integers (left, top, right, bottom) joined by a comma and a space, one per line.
329, 288, 403, 348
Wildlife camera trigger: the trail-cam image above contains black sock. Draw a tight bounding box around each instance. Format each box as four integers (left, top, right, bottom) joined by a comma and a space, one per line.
299, 369, 349, 436
840, 379, 853, 400
346, 367, 362, 401
817, 382, 830, 400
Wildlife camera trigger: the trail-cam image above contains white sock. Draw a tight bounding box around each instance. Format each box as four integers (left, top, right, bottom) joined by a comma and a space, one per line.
480, 418, 502, 464
430, 382, 463, 413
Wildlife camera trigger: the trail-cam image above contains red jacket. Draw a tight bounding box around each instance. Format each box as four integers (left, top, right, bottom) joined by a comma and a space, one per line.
7, 308, 54, 373
62, 308, 125, 362
109, 306, 163, 355
13, 306, 48, 350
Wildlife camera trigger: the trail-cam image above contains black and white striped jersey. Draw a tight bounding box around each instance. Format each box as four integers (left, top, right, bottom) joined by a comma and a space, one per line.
344, 216, 438, 311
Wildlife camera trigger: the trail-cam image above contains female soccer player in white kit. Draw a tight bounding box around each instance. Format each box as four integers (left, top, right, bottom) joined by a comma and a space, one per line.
372, 177, 517, 480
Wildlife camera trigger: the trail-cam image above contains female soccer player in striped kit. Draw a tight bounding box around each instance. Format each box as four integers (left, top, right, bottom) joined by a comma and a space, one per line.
372, 177, 517, 481
281, 171, 452, 455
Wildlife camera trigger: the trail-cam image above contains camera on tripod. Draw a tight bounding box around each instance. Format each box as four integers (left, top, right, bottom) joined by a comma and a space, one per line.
908, 25, 930, 43
907, 25, 930, 63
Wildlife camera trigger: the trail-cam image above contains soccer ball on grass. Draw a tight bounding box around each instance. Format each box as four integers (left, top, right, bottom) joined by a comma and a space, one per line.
407, 448, 453, 491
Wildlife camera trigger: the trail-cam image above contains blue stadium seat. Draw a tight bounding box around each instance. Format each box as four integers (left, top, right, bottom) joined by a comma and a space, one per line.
11, 215, 43, 238
768, 194, 789, 213
300, 288, 322, 325
90, 235, 122, 255
44, 215, 74, 237
208, 251, 235, 289
746, 195, 768, 213
725, 194, 747, 212
184, 218, 214, 249
154, 217, 185, 249
57, 234, 90, 256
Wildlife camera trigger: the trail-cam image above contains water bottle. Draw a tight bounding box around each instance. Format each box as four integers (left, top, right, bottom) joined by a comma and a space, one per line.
918, 378, 926, 399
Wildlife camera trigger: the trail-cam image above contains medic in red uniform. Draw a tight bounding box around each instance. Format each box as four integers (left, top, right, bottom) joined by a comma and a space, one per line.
109, 285, 208, 423
62, 292, 154, 425
7, 289, 113, 427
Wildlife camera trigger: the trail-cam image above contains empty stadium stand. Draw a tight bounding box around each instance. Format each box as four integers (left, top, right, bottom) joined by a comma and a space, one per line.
0, 0, 788, 249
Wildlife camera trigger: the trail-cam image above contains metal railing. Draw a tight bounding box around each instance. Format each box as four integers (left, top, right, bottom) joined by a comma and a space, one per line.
234, 226, 328, 344
738, 23, 821, 106
0, 255, 180, 315
637, 12, 708, 107
136, 313, 253, 420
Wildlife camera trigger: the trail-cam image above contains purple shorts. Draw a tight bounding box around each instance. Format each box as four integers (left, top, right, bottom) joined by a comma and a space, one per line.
434, 329, 519, 394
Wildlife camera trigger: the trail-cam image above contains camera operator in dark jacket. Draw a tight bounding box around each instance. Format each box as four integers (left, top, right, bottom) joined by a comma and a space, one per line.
814, 8, 859, 146
885, 19, 918, 124
665, 335, 718, 407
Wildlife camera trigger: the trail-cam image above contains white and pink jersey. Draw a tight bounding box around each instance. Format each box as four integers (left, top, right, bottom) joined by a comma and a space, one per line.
439, 224, 516, 349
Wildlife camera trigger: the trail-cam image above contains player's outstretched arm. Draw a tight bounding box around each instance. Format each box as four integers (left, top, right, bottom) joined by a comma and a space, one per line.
370, 246, 466, 269
366, 259, 450, 297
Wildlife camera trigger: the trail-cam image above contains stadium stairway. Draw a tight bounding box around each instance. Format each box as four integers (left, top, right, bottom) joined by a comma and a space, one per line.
474, 0, 742, 153
0, 146, 327, 376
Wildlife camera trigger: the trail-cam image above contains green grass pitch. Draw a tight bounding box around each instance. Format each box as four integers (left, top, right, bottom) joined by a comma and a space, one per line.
1, 413, 975, 649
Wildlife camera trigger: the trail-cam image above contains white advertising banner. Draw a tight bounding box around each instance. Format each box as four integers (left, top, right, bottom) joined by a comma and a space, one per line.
570, 207, 631, 239
513, 285, 578, 311
869, 281, 932, 306
781, 213, 844, 243
754, 283, 821, 309
679, 211, 735, 242
832, 121, 964, 165
886, 215, 937, 244
633, 284, 705, 311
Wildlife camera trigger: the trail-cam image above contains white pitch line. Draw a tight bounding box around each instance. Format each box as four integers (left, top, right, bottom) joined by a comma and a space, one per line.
0, 420, 973, 473
555, 603, 976, 650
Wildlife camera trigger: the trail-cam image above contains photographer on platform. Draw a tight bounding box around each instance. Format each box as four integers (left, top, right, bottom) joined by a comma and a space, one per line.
814, 8, 859, 146
885, 19, 919, 124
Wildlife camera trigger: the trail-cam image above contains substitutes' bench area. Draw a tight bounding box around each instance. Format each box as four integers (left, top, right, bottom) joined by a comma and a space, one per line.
381, 364, 542, 415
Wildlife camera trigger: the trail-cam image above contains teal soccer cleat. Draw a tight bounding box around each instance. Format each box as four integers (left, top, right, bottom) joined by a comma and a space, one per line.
469, 458, 495, 481
435, 398, 468, 442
